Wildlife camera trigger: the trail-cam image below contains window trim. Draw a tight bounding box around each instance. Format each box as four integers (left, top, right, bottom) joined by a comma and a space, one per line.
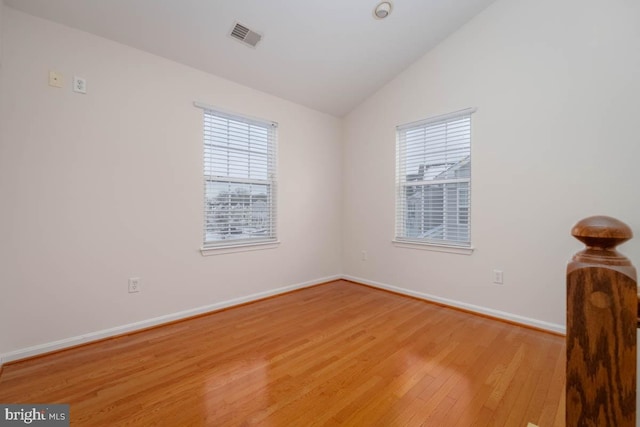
200, 240, 280, 256
195, 102, 278, 254
391, 239, 475, 255
394, 107, 476, 251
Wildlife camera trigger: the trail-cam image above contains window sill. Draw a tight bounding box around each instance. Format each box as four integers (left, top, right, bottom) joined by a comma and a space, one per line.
392, 240, 474, 255
201, 241, 280, 256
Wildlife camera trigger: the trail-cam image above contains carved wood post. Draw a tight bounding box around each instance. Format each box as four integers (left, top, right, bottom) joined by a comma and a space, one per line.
567, 216, 637, 426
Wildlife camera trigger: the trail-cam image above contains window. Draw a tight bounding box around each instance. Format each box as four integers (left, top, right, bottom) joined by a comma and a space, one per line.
395, 108, 475, 247
199, 105, 277, 250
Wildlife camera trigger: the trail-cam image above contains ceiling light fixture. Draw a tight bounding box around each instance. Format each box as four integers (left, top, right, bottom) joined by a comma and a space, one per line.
373, 1, 392, 19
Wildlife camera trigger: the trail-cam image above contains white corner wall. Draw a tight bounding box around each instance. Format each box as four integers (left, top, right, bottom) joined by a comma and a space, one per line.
0, 0, 5, 367
2, 0, 640, 363
0, 8, 342, 358
342, 0, 640, 330
0, 1, 4, 68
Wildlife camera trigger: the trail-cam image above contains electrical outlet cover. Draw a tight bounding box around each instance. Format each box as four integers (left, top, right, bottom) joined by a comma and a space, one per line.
128, 277, 141, 293
73, 76, 87, 94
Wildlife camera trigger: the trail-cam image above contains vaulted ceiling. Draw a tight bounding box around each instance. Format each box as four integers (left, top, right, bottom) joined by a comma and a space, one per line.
4, 0, 496, 116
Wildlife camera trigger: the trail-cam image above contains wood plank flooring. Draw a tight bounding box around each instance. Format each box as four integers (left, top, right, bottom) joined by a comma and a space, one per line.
0, 280, 565, 426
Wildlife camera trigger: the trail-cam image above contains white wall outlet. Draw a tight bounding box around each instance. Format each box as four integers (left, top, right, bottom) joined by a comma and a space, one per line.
48, 70, 63, 88
128, 277, 141, 293
361, 250, 367, 261
492, 269, 504, 285
73, 76, 87, 94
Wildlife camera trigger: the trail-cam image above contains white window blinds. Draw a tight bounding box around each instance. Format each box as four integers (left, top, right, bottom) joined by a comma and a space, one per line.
396, 108, 475, 247
199, 105, 277, 249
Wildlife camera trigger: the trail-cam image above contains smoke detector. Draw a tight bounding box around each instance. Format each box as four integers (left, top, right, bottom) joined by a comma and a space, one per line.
229, 22, 262, 48
373, 1, 392, 19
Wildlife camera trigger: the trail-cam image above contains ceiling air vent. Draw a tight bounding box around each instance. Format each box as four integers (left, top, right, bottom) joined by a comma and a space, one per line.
229, 22, 262, 48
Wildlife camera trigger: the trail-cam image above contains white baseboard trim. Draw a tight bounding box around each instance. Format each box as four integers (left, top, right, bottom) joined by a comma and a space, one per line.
1, 274, 341, 364
342, 274, 566, 335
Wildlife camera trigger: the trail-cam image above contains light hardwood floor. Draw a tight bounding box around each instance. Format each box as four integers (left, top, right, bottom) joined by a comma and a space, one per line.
0, 280, 565, 426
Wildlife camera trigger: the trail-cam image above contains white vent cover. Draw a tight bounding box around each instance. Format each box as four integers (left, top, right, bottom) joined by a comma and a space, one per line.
229, 22, 262, 48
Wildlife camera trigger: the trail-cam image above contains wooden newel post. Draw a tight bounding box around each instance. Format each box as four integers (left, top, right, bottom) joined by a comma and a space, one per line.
567, 215, 637, 426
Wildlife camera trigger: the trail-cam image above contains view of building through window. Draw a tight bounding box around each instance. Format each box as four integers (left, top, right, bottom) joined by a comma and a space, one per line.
202, 109, 277, 247
396, 111, 473, 246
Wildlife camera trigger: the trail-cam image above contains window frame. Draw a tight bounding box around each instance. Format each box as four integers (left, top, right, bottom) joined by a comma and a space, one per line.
393, 108, 476, 254
195, 102, 279, 255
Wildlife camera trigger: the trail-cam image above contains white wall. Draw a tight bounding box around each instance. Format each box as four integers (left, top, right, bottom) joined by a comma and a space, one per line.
3, 0, 640, 362
0, 8, 342, 357
0, 1, 5, 366
342, 0, 640, 329
0, 1, 4, 69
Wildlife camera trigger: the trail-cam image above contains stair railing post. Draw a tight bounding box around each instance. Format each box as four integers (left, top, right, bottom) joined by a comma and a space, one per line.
567, 215, 637, 426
